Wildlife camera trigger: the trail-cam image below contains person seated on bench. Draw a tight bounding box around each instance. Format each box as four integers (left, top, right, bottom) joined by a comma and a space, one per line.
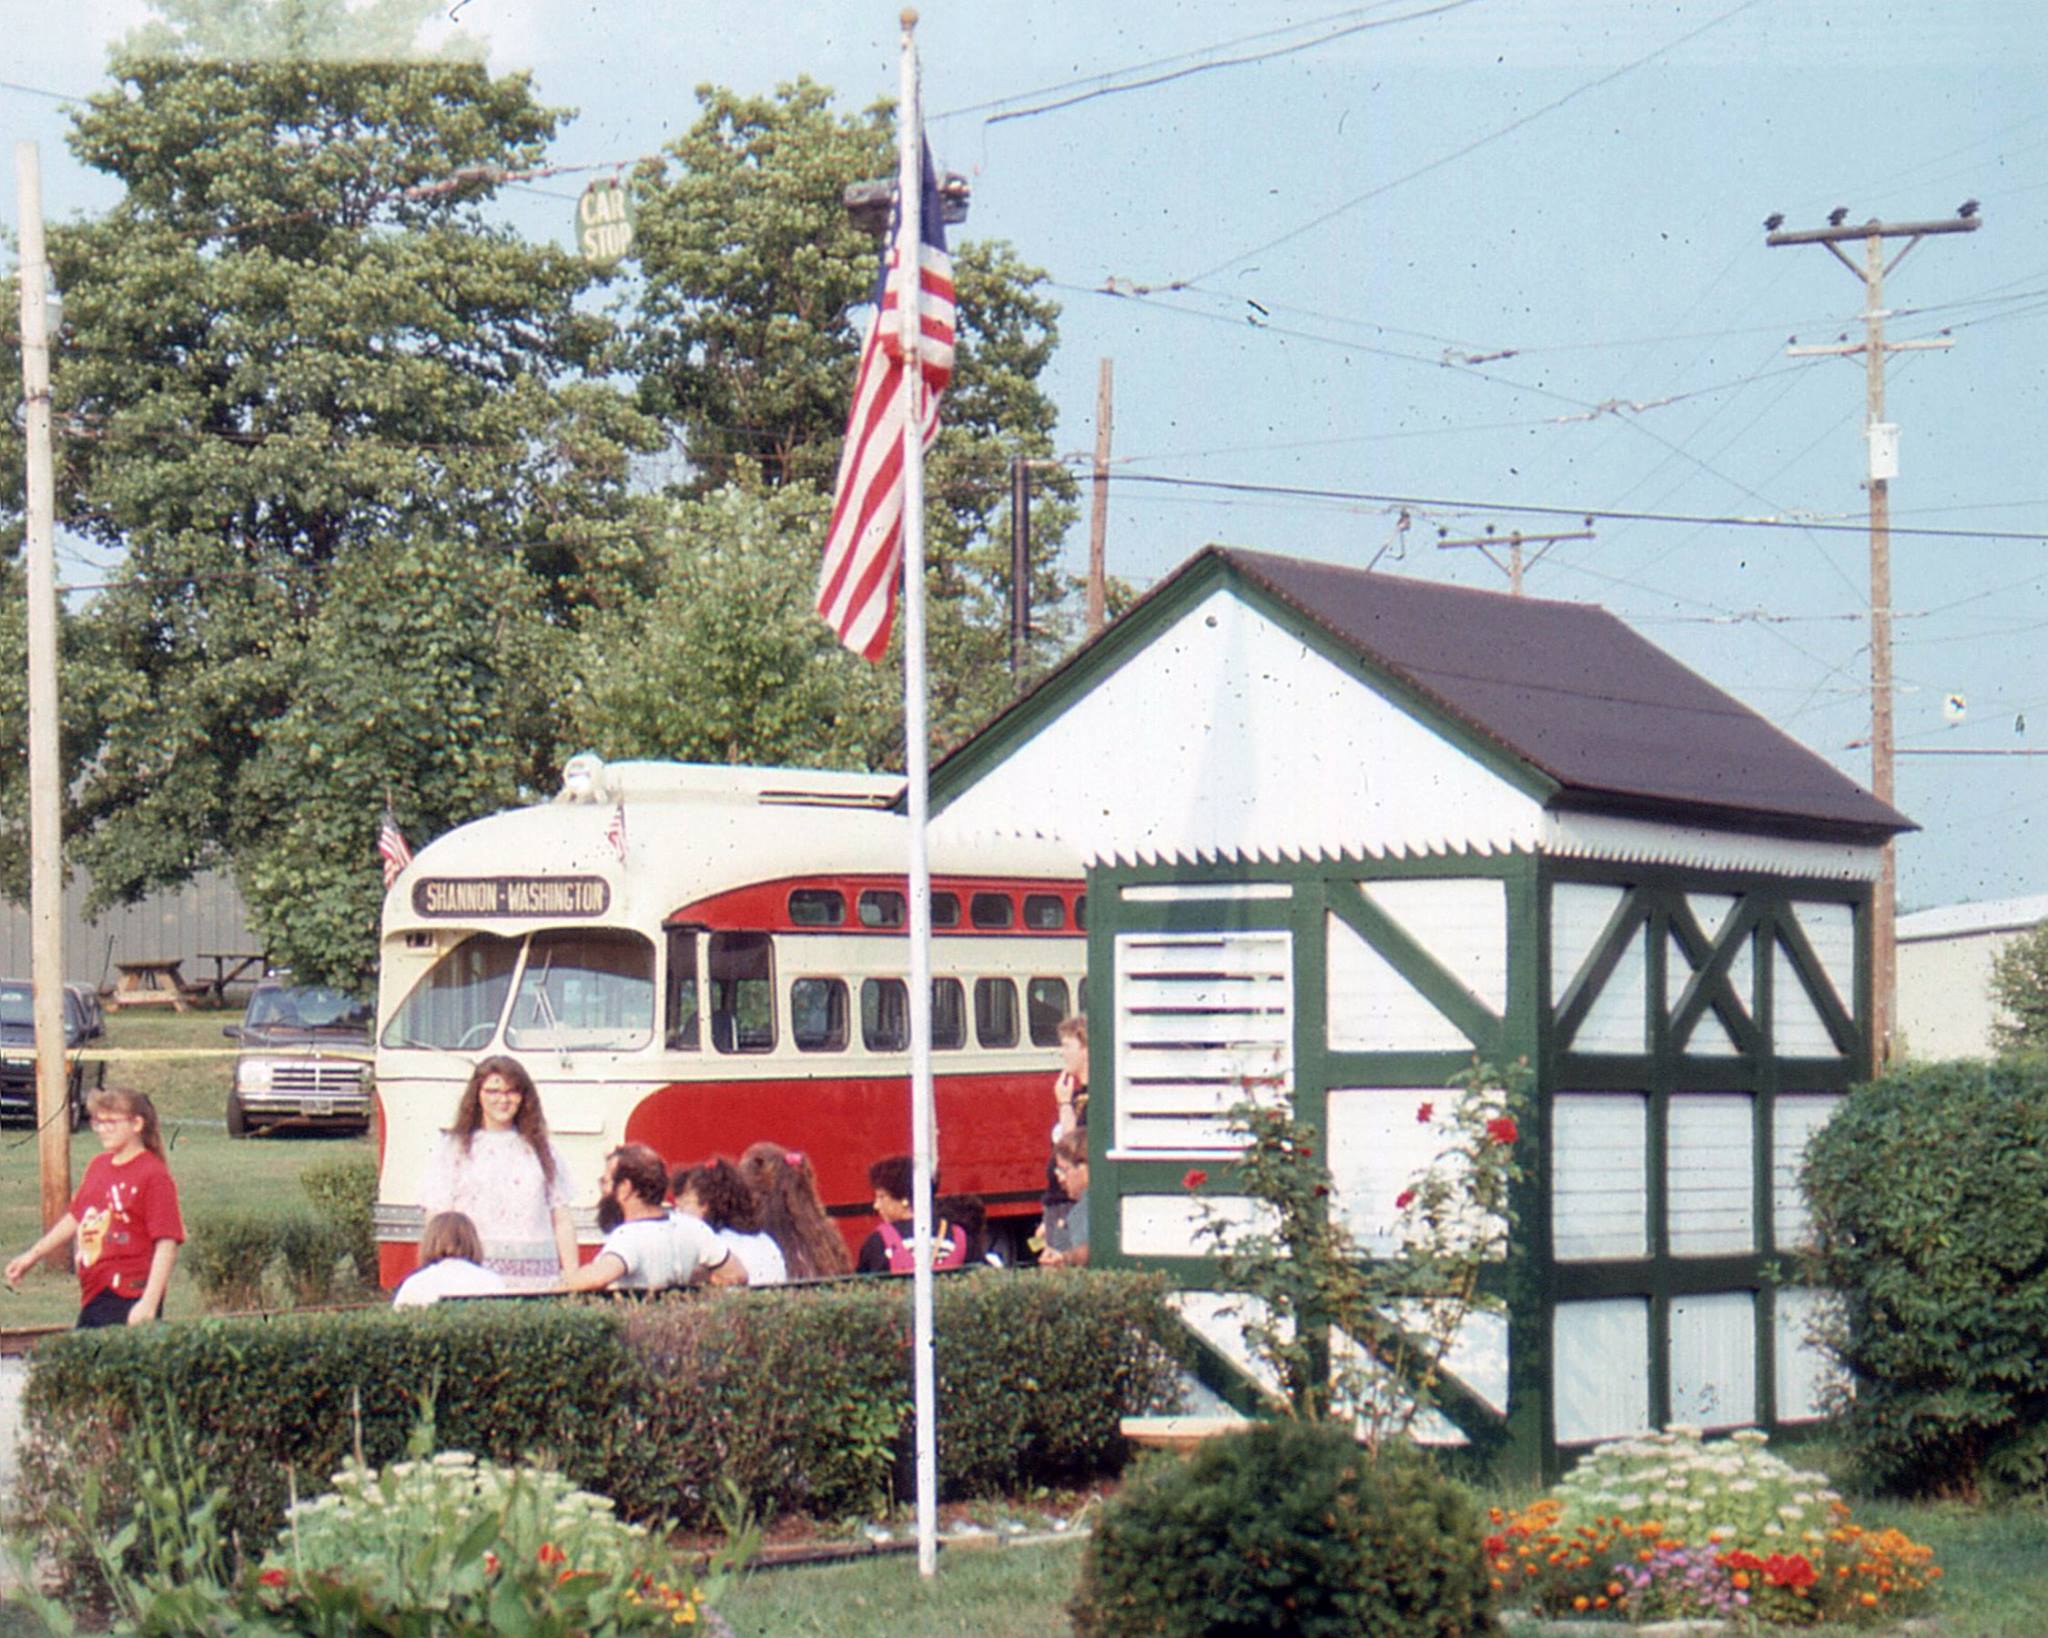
556, 1143, 747, 1293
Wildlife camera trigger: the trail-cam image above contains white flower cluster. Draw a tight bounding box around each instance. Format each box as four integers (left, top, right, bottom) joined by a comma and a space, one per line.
1554, 1425, 1841, 1556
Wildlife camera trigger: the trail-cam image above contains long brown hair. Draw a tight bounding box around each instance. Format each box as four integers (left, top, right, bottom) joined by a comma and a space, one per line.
87, 1086, 165, 1161
738, 1142, 853, 1279
449, 1056, 557, 1187
418, 1211, 485, 1267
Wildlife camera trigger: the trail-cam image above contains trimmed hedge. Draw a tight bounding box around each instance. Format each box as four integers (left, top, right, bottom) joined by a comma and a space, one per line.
11, 1270, 1184, 1553
1803, 1057, 2048, 1497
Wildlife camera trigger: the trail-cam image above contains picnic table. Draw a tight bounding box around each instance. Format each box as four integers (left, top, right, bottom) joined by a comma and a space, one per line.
195, 951, 268, 1006
109, 958, 190, 1012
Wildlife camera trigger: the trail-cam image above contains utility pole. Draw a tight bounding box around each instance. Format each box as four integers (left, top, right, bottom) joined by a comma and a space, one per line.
1767, 206, 1980, 1069
1435, 523, 1594, 595
1009, 455, 1031, 673
1087, 358, 1113, 636
17, 141, 69, 1240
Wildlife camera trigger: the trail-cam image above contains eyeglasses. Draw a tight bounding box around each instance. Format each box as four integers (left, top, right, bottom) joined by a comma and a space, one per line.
480, 1085, 523, 1100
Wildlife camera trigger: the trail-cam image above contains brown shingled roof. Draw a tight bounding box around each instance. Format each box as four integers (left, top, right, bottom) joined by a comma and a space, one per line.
1218, 547, 1911, 840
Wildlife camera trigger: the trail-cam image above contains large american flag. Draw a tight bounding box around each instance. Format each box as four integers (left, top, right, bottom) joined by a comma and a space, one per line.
815, 141, 955, 661
378, 809, 413, 889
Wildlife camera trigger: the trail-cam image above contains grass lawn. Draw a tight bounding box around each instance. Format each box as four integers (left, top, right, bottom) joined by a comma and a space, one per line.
1, 1005, 372, 1329
711, 1496, 2048, 1636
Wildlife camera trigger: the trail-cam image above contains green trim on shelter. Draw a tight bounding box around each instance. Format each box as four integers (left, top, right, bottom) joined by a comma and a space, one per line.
1084, 846, 1871, 1481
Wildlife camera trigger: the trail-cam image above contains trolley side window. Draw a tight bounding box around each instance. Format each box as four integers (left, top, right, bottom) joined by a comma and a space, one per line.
665, 929, 701, 1051
792, 978, 849, 1052
709, 932, 776, 1053
862, 978, 908, 1051
382, 933, 521, 1051
506, 929, 655, 1052
1027, 977, 1070, 1046
974, 977, 1019, 1048
1023, 894, 1066, 930
932, 978, 965, 1050
858, 889, 905, 928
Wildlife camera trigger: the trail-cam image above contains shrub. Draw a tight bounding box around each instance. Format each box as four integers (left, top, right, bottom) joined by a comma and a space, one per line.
181, 1210, 359, 1311
616, 1268, 1186, 1523
300, 1150, 379, 1280
1554, 1426, 1840, 1551
12, 1269, 1184, 1561
13, 1302, 635, 1557
1070, 1421, 1499, 1637
1802, 1057, 2048, 1496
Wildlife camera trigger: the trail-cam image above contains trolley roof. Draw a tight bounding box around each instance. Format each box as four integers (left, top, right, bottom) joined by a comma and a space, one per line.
384, 760, 1079, 935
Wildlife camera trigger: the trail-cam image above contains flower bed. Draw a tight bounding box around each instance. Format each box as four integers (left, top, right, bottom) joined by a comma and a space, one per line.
1490, 1428, 1940, 1626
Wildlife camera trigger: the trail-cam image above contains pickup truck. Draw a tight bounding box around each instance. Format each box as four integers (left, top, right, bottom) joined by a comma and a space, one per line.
225, 981, 374, 1137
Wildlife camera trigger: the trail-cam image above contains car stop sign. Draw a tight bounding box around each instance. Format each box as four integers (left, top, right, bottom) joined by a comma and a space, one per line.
576, 177, 635, 262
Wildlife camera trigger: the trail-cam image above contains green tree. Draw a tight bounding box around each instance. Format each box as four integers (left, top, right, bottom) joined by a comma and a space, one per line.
7, 22, 659, 975
625, 79, 1081, 742
563, 479, 893, 772
1989, 920, 2048, 1055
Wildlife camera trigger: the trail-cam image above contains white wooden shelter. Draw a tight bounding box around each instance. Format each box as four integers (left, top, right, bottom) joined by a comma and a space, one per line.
928, 546, 1912, 1477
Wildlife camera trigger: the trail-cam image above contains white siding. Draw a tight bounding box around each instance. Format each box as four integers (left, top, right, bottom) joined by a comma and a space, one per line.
1792, 901, 1857, 1015
1686, 892, 1740, 945
1668, 1095, 1754, 1255
1326, 914, 1471, 1053
1771, 1093, 1842, 1250
1326, 1088, 1458, 1258
1669, 1291, 1757, 1429
1773, 937, 1840, 1057
1552, 883, 1626, 1007
1120, 1193, 1273, 1258
1114, 930, 1292, 1152
1553, 1298, 1651, 1444
1573, 925, 1649, 1054
926, 586, 1547, 864
1667, 931, 1741, 1056
1168, 1289, 1285, 1399
1774, 1286, 1846, 1423
1552, 1094, 1648, 1260
1359, 878, 1508, 1014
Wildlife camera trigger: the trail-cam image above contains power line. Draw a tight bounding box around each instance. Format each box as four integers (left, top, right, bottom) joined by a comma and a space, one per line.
1162, 0, 1770, 288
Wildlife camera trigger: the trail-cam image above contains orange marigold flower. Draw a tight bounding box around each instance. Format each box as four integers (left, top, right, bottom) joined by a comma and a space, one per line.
1732, 1572, 1751, 1590
1860, 1593, 1879, 1607
1572, 1596, 1590, 1612
1606, 1582, 1624, 1597
1594, 1597, 1610, 1610
1638, 1549, 1655, 1563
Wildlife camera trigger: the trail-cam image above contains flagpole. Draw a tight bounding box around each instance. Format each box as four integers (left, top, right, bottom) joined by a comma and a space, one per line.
895, 7, 941, 1583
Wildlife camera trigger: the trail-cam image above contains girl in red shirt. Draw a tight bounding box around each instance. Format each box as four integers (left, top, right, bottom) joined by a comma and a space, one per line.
5, 1087, 185, 1328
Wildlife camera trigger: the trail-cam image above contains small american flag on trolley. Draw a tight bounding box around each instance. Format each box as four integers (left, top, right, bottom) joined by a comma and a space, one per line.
605, 800, 627, 861
815, 140, 955, 661
378, 810, 413, 889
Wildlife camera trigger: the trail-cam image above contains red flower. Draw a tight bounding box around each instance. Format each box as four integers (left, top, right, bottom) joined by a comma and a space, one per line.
537, 1543, 567, 1567
1395, 1187, 1417, 1210
1763, 1552, 1817, 1590
258, 1568, 289, 1589
1484, 1534, 1507, 1555
1416, 1101, 1434, 1123
1297, 1141, 1314, 1159
1182, 1168, 1208, 1190
484, 1552, 500, 1575
1485, 1115, 1519, 1147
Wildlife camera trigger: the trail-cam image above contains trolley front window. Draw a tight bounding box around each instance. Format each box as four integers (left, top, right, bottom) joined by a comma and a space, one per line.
382, 934, 521, 1052
505, 929, 655, 1052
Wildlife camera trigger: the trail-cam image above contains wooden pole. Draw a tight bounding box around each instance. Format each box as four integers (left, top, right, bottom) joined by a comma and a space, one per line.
17, 141, 70, 1237
1087, 358, 1112, 636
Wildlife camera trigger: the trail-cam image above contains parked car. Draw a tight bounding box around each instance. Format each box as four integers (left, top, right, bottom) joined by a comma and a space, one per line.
0, 980, 108, 1130
225, 981, 374, 1137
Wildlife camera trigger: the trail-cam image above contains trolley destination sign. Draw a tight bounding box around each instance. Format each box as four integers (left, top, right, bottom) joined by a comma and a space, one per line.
412, 876, 612, 919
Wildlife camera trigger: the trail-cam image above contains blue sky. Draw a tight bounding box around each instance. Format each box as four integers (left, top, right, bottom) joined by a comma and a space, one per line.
8, 1, 2048, 911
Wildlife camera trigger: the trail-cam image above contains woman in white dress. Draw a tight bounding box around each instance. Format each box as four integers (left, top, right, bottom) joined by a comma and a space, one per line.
418, 1057, 576, 1280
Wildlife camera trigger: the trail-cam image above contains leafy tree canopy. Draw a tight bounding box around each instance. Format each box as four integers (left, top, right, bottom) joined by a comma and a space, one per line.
4, 9, 659, 978
1989, 920, 2048, 1056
